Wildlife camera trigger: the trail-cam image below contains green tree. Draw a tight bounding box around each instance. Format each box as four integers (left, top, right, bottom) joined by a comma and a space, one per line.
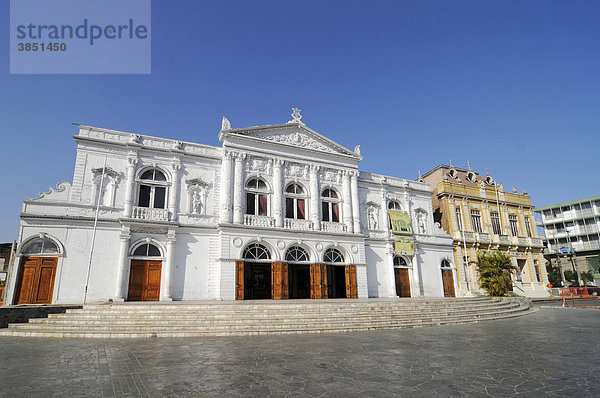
580, 271, 594, 284
476, 251, 518, 296
563, 270, 577, 284
546, 261, 563, 286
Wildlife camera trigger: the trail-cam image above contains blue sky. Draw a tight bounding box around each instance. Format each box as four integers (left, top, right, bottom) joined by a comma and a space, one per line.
1, 0, 599, 241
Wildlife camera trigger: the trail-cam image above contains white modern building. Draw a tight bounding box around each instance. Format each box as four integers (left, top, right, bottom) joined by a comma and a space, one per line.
4, 110, 456, 305
535, 196, 600, 284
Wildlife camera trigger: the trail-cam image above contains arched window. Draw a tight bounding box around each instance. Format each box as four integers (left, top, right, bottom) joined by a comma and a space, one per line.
243, 243, 271, 260
321, 188, 340, 222
22, 238, 59, 255
285, 183, 306, 220
133, 243, 162, 257
138, 168, 168, 209
246, 178, 269, 216
285, 246, 309, 262
441, 259, 452, 268
323, 248, 344, 263
393, 255, 409, 267
388, 201, 402, 210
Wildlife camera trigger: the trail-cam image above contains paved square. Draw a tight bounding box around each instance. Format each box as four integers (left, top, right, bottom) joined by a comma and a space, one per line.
0, 306, 598, 397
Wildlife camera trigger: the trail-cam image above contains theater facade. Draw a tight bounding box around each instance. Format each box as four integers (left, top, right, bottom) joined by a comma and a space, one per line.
4, 111, 456, 305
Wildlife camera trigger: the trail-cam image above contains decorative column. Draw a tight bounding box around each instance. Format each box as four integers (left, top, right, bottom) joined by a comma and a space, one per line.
350, 171, 361, 234
169, 160, 182, 221
123, 156, 138, 218
114, 225, 131, 301
386, 243, 396, 297
309, 165, 320, 230
380, 188, 388, 233
219, 150, 234, 223
162, 229, 176, 301
232, 153, 246, 224
271, 159, 283, 227
342, 171, 353, 233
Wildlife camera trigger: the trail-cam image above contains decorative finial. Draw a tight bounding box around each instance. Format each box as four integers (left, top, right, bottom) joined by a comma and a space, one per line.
417, 170, 424, 183
287, 107, 304, 124
354, 145, 361, 156
221, 116, 231, 131
485, 166, 489, 176
467, 160, 472, 170
449, 159, 453, 167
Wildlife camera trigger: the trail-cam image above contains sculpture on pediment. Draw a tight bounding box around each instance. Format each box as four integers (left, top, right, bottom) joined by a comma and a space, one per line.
221, 116, 231, 131
287, 107, 304, 124
354, 145, 361, 156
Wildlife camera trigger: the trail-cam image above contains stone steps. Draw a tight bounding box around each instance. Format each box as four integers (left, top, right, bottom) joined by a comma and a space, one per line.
0, 298, 532, 338
39, 303, 518, 323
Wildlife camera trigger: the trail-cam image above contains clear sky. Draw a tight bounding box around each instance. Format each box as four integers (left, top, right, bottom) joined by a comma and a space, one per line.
1, 0, 599, 241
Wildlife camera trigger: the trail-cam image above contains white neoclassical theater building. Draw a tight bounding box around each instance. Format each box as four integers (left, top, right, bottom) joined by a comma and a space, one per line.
4, 110, 456, 305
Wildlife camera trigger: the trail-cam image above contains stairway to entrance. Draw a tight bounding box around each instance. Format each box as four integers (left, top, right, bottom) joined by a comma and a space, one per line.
0, 297, 533, 338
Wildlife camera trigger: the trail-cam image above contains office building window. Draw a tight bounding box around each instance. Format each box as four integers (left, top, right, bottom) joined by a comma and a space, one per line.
509, 215, 519, 236
524, 216, 532, 237
471, 209, 482, 233
455, 207, 463, 231
491, 212, 502, 235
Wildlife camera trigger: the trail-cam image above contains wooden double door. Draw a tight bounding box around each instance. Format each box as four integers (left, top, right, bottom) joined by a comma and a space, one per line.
16, 256, 57, 304
236, 261, 358, 300
441, 269, 456, 297
394, 268, 411, 297
127, 260, 162, 301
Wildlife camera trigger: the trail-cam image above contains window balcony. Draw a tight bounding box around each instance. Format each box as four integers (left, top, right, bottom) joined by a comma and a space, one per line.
531, 238, 543, 247
284, 218, 314, 231
321, 221, 347, 233
132, 206, 170, 221
477, 232, 490, 244
244, 214, 275, 228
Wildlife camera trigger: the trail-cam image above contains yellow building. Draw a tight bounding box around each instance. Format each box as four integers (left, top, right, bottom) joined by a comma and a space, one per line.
421, 163, 549, 297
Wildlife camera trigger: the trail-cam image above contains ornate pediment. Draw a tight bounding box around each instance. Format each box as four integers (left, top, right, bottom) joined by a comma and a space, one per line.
222, 123, 361, 160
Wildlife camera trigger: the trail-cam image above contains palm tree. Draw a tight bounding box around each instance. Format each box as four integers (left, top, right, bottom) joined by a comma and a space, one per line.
476, 251, 518, 296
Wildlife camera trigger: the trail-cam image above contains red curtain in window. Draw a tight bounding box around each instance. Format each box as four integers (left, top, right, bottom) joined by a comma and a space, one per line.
259, 195, 268, 216
332, 203, 339, 222
298, 199, 305, 219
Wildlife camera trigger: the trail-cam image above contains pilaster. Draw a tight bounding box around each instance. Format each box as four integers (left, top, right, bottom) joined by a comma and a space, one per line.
168, 160, 182, 221
342, 171, 353, 233
232, 153, 246, 224
309, 165, 320, 230
123, 156, 138, 218
114, 225, 131, 301
350, 171, 361, 233
272, 159, 284, 228
219, 150, 234, 223
162, 228, 177, 301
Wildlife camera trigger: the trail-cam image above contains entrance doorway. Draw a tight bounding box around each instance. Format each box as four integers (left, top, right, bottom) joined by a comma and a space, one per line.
441, 259, 455, 297
327, 264, 347, 298
127, 260, 162, 301
288, 264, 311, 299
285, 246, 311, 299
244, 262, 271, 299
394, 268, 411, 297
16, 256, 57, 304
393, 255, 411, 297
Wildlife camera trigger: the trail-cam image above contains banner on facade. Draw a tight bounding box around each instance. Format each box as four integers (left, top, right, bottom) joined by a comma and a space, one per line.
394, 236, 415, 256
389, 211, 412, 235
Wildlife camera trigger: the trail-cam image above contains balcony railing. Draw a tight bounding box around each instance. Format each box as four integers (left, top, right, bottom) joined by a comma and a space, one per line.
132, 206, 170, 221
284, 218, 314, 231
531, 238, 543, 247
244, 214, 275, 228
518, 237, 529, 247
321, 221, 347, 233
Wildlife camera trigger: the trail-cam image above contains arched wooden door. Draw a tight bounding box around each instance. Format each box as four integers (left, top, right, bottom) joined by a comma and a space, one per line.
16, 256, 58, 304
442, 269, 455, 297
394, 268, 411, 297
127, 260, 162, 301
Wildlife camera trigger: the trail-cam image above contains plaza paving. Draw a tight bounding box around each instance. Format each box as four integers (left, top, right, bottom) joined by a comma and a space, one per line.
0, 305, 598, 397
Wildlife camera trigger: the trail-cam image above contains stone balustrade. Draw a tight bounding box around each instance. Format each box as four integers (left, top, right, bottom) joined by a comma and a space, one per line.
132, 206, 170, 221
